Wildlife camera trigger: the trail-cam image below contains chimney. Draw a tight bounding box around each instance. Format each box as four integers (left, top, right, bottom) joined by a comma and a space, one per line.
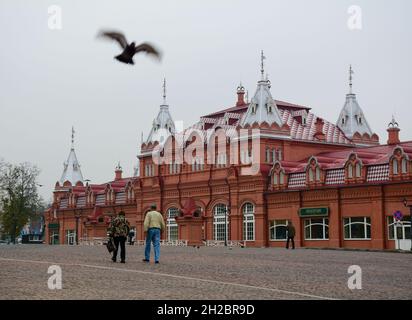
115, 162, 123, 181
314, 117, 326, 141
387, 116, 400, 145
236, 83, 245, 107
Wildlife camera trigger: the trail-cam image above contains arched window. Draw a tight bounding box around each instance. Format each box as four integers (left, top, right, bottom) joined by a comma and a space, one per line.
272, 163, 285, 187
166, 207, 179, 241
242, 203, 255, 241
315, 167, 321, 181
273, 174, 278, 185
272, 149, 277, 162
348, 165, 353, 178
213, 204, 228, 241
309, 169, 314, 182
401, 158, 408, 174
393, 159, 399, 175
355, 163, 362, 178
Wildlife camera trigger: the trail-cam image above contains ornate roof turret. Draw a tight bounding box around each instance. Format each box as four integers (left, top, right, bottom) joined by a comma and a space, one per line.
60, 127, 84, 186
146, 78, 176, 145
337, 65, 374, 140
240, 51, 283, 127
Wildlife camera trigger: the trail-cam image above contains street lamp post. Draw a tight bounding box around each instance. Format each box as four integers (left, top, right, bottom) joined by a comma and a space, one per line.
75, 210, 81, 245
402, 198, 412, 251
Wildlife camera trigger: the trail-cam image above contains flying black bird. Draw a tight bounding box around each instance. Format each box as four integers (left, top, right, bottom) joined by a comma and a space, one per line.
98, 30, 161, 65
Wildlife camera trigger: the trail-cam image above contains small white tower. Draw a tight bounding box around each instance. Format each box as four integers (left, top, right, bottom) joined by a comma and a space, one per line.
337, 65, 374, 139
60, 127, 84, 186
145, 78, 176, 145
240, 51, 283, 127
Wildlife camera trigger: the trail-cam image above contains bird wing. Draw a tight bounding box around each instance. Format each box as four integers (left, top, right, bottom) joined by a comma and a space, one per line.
134, 43, 161, 59
98, 31, 128, 49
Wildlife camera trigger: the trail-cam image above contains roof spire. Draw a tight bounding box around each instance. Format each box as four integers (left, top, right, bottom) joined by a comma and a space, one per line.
260, 50, 266, 80
162, 78, 167, 105
388, 114, 399, 128
349, 65, 354, 94
71, 126, 75, 149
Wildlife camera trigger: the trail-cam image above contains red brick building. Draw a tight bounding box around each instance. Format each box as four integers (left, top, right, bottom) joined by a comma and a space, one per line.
45, 62, 412, 250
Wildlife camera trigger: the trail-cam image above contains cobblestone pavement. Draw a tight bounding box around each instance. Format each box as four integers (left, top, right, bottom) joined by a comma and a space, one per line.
0, 245, 411, 300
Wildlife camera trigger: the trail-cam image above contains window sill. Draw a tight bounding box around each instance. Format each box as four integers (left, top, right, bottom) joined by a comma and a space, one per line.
343, 238, 371, 241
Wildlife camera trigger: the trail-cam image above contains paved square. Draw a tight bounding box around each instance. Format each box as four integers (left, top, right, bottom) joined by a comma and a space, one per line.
0, 245, 411, 300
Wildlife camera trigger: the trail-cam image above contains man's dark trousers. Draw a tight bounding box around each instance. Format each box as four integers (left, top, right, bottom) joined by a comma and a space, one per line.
286, 236, 295, 249
113, 236, 126, 262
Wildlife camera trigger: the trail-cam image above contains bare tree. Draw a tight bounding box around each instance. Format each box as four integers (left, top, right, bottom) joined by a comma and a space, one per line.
0, 162, 43, 243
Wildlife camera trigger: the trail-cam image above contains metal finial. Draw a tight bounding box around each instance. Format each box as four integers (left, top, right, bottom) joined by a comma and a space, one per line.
71, 126, 75, 149
388, 115, 399, 128
162, 78, 166, 104
116, 161, 122, 170
349, 65, 354, 94
260, 50, 266, 79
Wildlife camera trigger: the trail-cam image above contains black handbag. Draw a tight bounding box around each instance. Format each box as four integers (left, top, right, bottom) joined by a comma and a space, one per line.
106, 237, 115, 253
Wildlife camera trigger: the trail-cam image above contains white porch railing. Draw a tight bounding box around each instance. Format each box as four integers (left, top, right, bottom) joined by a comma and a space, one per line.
79, 237, 106, 245
204, 240, 246, 247
135, 240, 188, 246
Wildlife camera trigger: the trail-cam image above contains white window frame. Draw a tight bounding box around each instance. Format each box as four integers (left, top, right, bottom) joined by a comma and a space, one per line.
304, 218, 329, 240
348, 165, 353, 178
388, 216, 411, 240
393, 159, 399, 174
242, 203, 255, 241
213, 204, 229, 241
401, 158, 408, 174
65, 230, 76, 245
343, 217, 371, 240
269, 220, 289, 241
166, 207, 179, 241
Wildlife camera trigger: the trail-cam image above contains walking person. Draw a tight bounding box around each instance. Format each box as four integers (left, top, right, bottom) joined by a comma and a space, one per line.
108, 211, 130, 263
143, 204, 165, 264
128, 228, 135, 246
286, 221, 295, 250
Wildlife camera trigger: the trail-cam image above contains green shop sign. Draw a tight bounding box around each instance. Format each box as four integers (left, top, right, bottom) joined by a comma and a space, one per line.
48, 223, 60, 229
299, 207, 329, 217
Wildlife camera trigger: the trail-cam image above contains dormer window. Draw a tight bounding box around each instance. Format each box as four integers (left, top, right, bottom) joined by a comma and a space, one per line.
342, 118, 345, 125
401, 158, 408, 174
307, 157, 322, 184
355, 162, 362, 178
393, 158, 399, 175
345, 154, 363, 181
272, 162, 286, 188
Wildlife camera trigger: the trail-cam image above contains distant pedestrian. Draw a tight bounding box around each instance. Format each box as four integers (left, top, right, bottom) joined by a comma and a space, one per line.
143, 204, 165, 264
286, 221, 295, 250
108, 211, 130, 263
128, 229, 135, 245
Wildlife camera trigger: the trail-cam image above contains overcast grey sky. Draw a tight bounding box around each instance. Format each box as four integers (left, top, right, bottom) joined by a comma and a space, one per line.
0, 0, 411, 202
